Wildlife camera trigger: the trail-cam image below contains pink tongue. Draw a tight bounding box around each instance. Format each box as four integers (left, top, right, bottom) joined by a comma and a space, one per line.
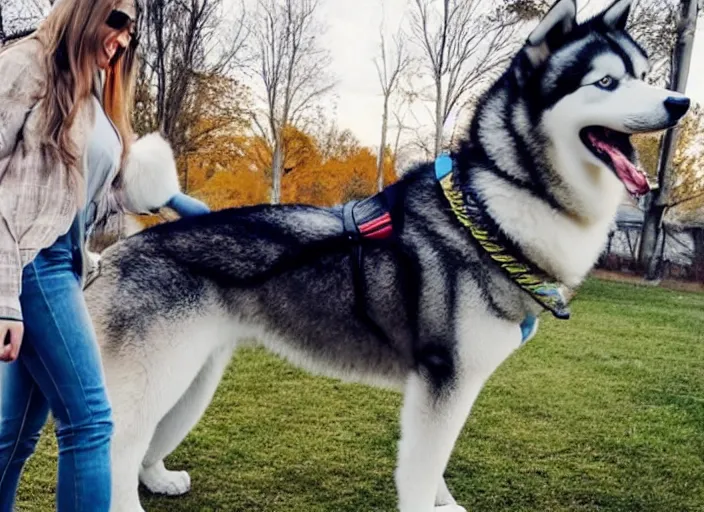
588, 134, 650, 196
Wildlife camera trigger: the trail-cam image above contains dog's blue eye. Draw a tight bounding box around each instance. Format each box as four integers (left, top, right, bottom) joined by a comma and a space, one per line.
596, 76, 617, 90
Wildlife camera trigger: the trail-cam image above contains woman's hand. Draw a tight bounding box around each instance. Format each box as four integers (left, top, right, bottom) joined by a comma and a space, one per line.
0, 321, 24, 363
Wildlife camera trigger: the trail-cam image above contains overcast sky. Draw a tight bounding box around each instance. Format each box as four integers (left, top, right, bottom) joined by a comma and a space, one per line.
312, 0, 704, 148
4, 0, 701, 151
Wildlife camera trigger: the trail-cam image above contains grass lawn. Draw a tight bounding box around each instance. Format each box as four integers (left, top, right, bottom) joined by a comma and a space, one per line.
15, 279, 704, 511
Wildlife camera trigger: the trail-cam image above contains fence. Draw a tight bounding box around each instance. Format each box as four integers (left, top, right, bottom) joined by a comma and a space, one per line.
598, 209, 704, 282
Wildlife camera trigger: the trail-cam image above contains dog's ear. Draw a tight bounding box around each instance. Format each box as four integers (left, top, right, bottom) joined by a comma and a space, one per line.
596, 0, 632, 31
524, 0, 577, 67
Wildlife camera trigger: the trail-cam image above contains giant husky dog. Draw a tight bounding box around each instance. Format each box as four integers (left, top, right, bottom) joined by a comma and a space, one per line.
85, 0, 690, 510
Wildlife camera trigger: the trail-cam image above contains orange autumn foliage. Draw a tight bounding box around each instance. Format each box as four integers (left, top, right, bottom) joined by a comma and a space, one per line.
182, 125, 398, 210
282, 146, 396, 206
193, 168, 270, 209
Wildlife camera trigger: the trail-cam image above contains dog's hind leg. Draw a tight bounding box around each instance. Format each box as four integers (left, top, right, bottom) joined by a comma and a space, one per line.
396, 314, 521, 512
111, 430, 153, 512
139, 345, 235, 496
109, 392, 157, 512
435, 478, 466, 512
99, 351, 159, 512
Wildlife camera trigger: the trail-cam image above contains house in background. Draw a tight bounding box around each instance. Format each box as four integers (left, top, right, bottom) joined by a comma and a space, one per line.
602, 196, 704, 281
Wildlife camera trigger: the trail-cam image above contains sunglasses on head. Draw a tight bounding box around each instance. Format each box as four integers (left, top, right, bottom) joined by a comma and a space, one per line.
106, 9, 135, 33
106, 9, 139, 50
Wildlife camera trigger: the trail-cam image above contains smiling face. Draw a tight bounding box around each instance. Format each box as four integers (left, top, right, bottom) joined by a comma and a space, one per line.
95, 0, 137, 70
467, 0, 692, 225
542, 33, 691, 198
514, 0, 691, 214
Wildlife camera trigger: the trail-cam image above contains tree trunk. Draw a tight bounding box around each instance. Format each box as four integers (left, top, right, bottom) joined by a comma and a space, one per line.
640, 201, 666, 278
271, 137, 284, 204
692, 228, 704, 282
434, 76, 443, 157
376, 96, 389, 192
392, 115, 404, 173
638, 0, 698, 279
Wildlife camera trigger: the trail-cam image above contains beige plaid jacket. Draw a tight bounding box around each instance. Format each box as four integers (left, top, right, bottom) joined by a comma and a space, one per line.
0, 37, 181, 322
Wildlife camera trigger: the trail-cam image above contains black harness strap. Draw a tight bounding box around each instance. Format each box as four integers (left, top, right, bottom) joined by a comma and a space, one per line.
342, 200, 364, 315
340, 189, 396, 345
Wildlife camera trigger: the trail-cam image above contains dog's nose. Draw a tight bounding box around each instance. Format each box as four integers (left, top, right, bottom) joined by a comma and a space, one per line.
664, 96, 691, 120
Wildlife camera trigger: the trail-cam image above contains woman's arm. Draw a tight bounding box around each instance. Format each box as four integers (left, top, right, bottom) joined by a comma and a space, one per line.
0, 217, 23, 321
0, 44, 46, 322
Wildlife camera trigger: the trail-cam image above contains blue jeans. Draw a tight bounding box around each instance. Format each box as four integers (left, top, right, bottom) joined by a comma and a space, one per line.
0, 230, 113, 511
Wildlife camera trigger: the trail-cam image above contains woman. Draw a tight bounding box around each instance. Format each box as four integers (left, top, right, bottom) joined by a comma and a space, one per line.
0, 0, 208, 510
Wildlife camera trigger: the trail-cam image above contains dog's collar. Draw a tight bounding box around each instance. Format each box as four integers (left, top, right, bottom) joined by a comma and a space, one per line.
434, 154, 571, 320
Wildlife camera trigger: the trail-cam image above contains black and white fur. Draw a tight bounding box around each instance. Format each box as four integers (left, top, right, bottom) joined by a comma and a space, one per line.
85, 1, 690, 510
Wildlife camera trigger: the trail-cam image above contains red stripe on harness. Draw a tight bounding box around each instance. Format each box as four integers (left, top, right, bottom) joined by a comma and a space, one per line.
359, 213, 391, 233
359, 212, 393, 240
363, 225, 393, 240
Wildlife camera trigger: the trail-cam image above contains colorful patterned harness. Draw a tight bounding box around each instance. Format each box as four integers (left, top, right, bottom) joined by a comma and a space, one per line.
339, 156, 571, 346
434, 154, 572, 323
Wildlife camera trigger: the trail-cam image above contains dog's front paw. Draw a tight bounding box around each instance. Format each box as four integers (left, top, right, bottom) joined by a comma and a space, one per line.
140, 460, 191, 496
435, 505, 467, 512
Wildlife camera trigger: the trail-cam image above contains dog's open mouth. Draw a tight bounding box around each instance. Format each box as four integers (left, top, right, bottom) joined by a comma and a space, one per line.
580, 127, 650, 197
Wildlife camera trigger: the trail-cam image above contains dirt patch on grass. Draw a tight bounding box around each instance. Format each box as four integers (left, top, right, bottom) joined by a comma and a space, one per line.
591, 269, 704, 293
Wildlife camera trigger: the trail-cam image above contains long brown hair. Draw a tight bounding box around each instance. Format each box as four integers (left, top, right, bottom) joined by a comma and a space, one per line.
104, 38, 138, 162
35, 0, 138, 192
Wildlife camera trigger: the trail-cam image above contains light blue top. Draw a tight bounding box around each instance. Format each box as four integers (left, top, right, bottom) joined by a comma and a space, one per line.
64, 92, 210, 280
81, 95, 122, 235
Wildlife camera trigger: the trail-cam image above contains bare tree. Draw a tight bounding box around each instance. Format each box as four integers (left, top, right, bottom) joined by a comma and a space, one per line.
503, 0, 681, 84
503, 0, 603, 20
638, 0, 699, 279
621, 0, 680, 84
388, 106, 417, 173
139, 0, 248, 154
374, 27, 411, 191
409, 0, 519, 157
249, 0, 335, 204
0, 0, 50, 41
